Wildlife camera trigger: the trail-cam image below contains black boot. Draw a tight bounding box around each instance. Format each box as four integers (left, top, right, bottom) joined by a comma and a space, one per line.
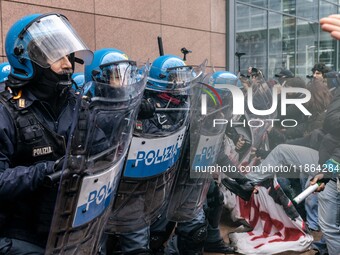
204, 239, 235, 254
221, 177, 254, 201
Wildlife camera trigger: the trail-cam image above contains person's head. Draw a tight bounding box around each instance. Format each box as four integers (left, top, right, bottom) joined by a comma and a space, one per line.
324, 71, 340, 90
84, 48, 148, 100
284, 76, 306, 89
306, 78, 332, 115
248, 67, 261, 79
280, 76, 306, 98
85, 48, 134, 88
5, 13, 93, 88
311, 63, 331, 79
0, 62, 11, 83
147, 54, 203, 98
274, 69, 294, 85
248, 67, 265, 87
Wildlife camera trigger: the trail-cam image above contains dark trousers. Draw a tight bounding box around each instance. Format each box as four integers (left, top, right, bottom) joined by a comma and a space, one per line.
0, 238, 44, 255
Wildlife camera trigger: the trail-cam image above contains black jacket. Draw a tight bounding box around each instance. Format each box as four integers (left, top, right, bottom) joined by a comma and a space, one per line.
318, 87, 340, 165
136, 94, 188, 135
0, 88, 76, 247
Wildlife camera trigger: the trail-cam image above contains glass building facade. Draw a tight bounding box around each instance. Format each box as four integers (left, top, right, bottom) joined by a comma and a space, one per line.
229, 0, 340, 80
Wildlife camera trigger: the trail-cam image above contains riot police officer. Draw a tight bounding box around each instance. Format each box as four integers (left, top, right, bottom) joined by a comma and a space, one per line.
0, 13, 93, 254
83, 48, 149, 255
106, 54, 203, 254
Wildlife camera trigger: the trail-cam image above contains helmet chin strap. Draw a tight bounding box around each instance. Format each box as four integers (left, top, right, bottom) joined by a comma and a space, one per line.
55, 73, 73, 95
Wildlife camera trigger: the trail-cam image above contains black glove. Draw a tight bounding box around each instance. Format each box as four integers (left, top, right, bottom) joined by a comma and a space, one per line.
43, 156, 82, 186
53, 156, 66, 171
138, 98, 155, 119
255, 148, 270, 159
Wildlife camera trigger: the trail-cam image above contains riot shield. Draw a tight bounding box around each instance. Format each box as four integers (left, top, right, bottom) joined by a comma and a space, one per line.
45, 63, 147, 255
166, 73, 233, 222
106, 61, 207, 233
227, 72, 277, 167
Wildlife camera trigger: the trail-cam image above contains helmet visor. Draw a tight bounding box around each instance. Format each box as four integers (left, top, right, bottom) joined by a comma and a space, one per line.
84, 62, 147, 101
147, 59, 207, 94
98, 60, 137, 88
17, 14, 93, 67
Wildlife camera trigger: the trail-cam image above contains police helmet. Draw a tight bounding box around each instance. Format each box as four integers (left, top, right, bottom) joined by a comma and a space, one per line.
209, 71, 243, 90
71, 72, 85, 89
147, 54, 198, 93
85, 48, 135, 86
0, 62, 11, 83
5, 13, 93, 84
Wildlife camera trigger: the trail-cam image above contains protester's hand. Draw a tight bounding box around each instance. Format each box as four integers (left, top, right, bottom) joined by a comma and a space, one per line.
310, 173, 326, 192
236, 136, 246, 151
138, 98, 155, 119
320, 14, 340, 40
250, 147, 257, 157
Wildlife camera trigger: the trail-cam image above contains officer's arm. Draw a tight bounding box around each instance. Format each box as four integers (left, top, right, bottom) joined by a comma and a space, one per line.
0, 105, 54, 200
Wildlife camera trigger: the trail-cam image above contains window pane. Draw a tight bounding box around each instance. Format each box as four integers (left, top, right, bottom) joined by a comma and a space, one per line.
296, 20, 318, 78
237, 0, 267, 8
327, 0, 339, 4
268, 14, 296, 79
269, 0, 296, 15
268, 13, 283, 78
282, 16, 296, 73
296, 0, 318, 20
320, 1, 337, 18
236, 4, 268, 76
320, 27, 337, 70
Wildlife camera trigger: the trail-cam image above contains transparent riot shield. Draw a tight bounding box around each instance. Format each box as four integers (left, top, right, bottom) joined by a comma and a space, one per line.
106, 61, 207, 233
166, 73, 233, 222
45, 63, 147, 255
229, 72, 277, 166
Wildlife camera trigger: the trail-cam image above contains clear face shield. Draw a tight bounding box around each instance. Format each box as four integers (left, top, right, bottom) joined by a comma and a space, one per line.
15, 13, 93, 67
84, 61, 146, 102
147, 60, 207, 95
190, 73, 236, 136
98, 60, 137, 88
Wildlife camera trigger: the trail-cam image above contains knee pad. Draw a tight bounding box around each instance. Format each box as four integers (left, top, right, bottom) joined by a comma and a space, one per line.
176, 222, 208, 254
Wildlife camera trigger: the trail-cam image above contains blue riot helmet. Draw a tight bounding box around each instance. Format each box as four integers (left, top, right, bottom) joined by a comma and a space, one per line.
84, 48, 144, 98
209, 71, 243, 89
5, 13, 93, 86
71, 72, 85, 90
204, 71, 243, 120
0, 62, 11, 83
147, 54, 204, 94
84, 48, 134, 85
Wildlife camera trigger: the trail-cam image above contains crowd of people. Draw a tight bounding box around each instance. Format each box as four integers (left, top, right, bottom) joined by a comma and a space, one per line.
0, 11, 340, 255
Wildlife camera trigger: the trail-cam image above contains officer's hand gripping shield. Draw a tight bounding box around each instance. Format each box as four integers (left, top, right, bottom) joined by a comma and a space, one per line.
105, 60, 207, 233
45, 62, 148, 255
166, 71, 233, 222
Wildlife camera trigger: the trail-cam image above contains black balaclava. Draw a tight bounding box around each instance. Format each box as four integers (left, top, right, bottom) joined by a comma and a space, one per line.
28, 63, 73, 116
